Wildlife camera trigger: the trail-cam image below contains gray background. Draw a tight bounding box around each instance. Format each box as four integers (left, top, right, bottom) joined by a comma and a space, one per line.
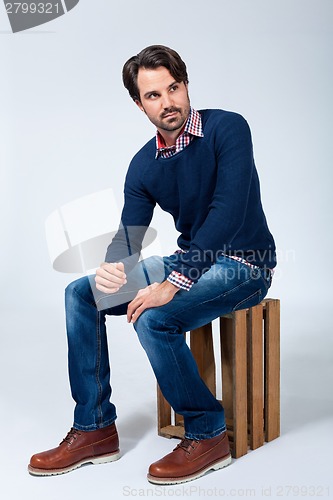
0, 1, 332, 499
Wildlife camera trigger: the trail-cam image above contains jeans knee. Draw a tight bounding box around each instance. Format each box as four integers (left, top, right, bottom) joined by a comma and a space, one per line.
65, 276, 93, 307
134, 308, 182, 351
65, 279, 79, 307
134, 309, 163, 345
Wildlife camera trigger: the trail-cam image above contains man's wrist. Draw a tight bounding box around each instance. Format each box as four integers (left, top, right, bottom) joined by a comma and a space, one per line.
167, 271, 193, 291
163, 279, 180, 293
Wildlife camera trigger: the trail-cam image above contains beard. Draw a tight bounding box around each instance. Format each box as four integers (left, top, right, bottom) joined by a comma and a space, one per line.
156, 106, 189, 132
142, 96, 191, 133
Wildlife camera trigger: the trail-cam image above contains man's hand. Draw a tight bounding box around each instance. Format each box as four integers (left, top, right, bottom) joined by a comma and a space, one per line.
95, 262, 127, 294
127, 280, 179, 323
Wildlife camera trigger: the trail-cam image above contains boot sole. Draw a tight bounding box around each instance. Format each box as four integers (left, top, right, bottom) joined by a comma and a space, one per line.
28, 449, 121, 476
147, 453, 232, 485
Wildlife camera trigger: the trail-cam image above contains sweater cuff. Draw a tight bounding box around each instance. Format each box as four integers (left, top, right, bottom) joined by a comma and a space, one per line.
167, 271, 194, 291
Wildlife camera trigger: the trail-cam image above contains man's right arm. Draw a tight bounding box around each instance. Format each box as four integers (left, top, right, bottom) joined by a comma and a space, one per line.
97, 157, 156, 293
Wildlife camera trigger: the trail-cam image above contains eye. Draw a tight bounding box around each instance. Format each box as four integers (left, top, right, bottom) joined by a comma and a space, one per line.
147, 92, 159, 99
169, 85, 179, 92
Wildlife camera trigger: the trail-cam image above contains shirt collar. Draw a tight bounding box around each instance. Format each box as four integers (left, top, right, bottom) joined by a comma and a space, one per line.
155, 107, 203, 157
183, 107, 204, 138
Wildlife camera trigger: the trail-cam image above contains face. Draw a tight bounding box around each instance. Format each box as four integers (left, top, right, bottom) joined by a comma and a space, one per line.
135, 66, 190, 137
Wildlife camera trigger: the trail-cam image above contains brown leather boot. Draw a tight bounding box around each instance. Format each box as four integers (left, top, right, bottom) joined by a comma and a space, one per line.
148, 431, 231, 485
28, 424, 120, 476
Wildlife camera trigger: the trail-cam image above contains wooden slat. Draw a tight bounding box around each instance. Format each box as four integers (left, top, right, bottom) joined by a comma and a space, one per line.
220, 316, 234, 423
175, 412, 184, 427
157, 384, 171, 436
232, 309, 248, 458
247, 304, 264, 449
220, 315, 235, 458
264, 299, 280, 441
221, 311, 248, 458
220, 317, 236, 456
159, 425, 184, 439
190, 323, 216, 396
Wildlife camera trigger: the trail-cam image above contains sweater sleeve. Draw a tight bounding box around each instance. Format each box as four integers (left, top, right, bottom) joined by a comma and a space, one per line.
171, 114, 255, 282
104, 159, 156, 273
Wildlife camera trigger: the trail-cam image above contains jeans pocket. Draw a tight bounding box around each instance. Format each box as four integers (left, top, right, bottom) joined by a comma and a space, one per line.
232, 289, 262, 312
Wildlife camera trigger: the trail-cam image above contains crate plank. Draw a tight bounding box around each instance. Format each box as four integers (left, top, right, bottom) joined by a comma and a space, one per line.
264, 299, 280, 441
247, 304, 264, 449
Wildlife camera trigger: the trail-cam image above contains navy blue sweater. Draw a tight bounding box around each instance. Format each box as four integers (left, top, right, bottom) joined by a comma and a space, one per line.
106, 109, 276, 282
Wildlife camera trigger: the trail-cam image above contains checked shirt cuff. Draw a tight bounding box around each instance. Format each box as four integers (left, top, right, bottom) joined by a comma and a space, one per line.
167, 271, 194, 291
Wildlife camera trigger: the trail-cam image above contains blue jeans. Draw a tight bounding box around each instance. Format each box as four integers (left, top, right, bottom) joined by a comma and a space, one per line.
65, 255, 272, 439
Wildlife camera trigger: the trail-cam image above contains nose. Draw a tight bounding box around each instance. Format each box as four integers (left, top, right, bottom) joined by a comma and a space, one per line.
161, 92, 173, 109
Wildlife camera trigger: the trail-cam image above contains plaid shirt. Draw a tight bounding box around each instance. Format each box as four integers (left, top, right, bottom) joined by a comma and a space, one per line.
155, 108, 203, 291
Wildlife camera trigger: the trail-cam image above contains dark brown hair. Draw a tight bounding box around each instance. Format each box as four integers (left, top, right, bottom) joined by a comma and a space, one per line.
122, 45, 189, 102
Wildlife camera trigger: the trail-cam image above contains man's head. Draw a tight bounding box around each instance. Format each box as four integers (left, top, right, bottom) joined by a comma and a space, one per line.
123, 45, 189, 103
122, 45, 191, 141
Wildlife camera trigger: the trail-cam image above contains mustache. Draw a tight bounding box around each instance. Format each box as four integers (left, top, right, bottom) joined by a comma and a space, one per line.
161, 107, 181, 118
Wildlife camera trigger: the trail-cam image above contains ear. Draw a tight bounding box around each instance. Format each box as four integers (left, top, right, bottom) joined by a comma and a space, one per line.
135, 99, 145, 113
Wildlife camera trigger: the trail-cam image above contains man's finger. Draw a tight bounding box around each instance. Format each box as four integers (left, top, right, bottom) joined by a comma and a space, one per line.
98, 264, 126, 279
115, 262, 125, 272
95, 272, 126, 287
96, 283, 119, 294
129, 303, 148, 323
127, 296, 144, 322
126, 300, 137, 322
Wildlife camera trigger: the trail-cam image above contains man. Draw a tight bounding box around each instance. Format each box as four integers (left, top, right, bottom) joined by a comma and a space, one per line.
29, 45, 276, 484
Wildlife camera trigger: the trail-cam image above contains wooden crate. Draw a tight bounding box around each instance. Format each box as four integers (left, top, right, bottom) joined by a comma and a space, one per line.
157, 298, 280, 458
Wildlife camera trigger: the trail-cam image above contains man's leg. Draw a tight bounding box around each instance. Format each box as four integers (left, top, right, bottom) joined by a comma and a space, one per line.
65, 255, 165, 430
28, 255, 166, 476
65, 276, 126, 431
134, 255, 272, 484
28, 276, 127, 476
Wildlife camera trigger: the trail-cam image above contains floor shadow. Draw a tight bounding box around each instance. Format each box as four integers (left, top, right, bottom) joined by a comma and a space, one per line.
117, 410, 156, 455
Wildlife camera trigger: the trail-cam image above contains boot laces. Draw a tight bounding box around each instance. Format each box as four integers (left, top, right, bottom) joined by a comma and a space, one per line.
175, 437, 199, 454
60, 427, 82, 445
